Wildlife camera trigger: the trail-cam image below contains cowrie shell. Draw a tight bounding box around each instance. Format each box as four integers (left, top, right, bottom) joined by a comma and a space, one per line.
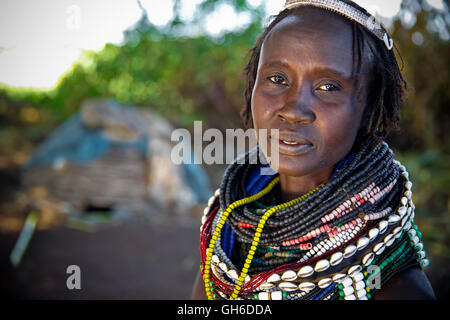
208, 196, 215, 207
281, 270, 297, 281
219, 262, 228, 272
267, 273, 281, 283
393, 226, 403, 238
298, 282, 315, 292
379, 220, 388, 233
388, 214, 401, 225
357, 237, 370, 250
384, 234, 395, 246
318, 278, 333, 288
330, 252, 343, 266
226, 269, 238, 280
279, 282, 297, 292
259, 282, 275, 290
368, 228, 379, 240
398, 206, 407, 217
362, 252, 375, 266
332, 273, 347, 282
343, 245, 357, 258
297, 265, 314, 278
373, 242, 386, 255
314, 259, 330, 272
348, 265, 362, 276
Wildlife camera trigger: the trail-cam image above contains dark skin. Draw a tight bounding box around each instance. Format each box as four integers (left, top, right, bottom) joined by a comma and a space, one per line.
192, 8, 435, 300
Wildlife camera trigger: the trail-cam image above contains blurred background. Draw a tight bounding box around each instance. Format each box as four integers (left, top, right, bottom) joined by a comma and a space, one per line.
0, 0, 448, 299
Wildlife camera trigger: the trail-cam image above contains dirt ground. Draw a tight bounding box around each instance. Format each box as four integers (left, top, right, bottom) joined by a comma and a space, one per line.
0, 163, 202, 299
1, 163, 448, 300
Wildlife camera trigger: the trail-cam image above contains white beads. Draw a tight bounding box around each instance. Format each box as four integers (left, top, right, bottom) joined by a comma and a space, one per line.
258, 292, 269, 300
343, 286, 354, 296
356, 288, 367, 299
352, 272, 364, 282
354, 281, 365, 291
271, 291, 282, 300
420, 259, 430, 267
341, 277, 353, 288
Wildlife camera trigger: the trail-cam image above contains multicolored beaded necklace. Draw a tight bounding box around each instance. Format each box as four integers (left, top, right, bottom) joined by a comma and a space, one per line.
199, 139, 429, 300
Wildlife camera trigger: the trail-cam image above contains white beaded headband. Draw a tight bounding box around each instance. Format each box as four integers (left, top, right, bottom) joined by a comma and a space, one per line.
284, 0, 394, 50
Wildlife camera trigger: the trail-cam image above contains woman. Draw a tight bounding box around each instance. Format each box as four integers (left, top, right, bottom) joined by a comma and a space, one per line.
193, 0, 435, 300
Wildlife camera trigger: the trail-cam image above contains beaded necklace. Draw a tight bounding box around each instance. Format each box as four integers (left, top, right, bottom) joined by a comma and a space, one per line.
199, 139, 429, 300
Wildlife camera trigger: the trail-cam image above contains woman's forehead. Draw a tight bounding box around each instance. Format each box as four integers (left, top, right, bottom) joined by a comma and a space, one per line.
269, 7, 353, 38
260, 12, 354, 77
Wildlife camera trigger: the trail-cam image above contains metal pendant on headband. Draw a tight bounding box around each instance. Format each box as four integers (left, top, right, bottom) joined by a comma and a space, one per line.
284, 0, 394, 50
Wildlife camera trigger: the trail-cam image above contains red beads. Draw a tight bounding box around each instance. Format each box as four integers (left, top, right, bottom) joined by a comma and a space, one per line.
238, 222, 255, 228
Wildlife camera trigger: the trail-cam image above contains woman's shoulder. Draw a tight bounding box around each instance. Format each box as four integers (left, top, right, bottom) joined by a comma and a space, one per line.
374, 266, 435, 300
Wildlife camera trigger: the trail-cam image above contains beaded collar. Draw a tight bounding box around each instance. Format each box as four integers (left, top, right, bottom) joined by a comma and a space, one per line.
199, 141, 429, 300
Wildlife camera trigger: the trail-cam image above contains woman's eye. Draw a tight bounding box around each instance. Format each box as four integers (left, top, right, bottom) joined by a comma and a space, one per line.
267, 75, 287, 86
317, 83, 340, 92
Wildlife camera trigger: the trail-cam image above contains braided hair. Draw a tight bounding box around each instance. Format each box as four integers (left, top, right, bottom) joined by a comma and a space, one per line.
241, 0, 407, 145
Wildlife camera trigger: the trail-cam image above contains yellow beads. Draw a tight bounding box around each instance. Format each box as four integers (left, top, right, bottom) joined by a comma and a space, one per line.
203, 178, 323, 300
228, 186, 322, 300
203, 177, 280, 300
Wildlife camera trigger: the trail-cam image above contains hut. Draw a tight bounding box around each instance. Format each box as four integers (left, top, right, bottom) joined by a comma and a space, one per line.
21, 99, 211, 225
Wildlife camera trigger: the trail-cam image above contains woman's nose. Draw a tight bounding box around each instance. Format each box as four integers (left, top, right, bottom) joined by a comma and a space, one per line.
276, 85, 316, 124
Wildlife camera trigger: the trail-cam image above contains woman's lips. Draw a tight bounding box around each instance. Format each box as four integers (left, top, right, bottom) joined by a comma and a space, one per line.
270, 133, 315, 156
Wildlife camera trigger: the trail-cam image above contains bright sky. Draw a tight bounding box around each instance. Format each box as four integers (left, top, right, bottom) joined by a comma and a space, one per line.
0, 0, 445, 89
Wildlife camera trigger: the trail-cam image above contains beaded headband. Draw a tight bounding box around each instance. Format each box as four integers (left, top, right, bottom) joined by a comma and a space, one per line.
284, 0, 394, 50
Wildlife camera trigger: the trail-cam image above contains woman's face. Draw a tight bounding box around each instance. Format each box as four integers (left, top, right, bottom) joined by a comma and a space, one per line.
251, 10, 366, 179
